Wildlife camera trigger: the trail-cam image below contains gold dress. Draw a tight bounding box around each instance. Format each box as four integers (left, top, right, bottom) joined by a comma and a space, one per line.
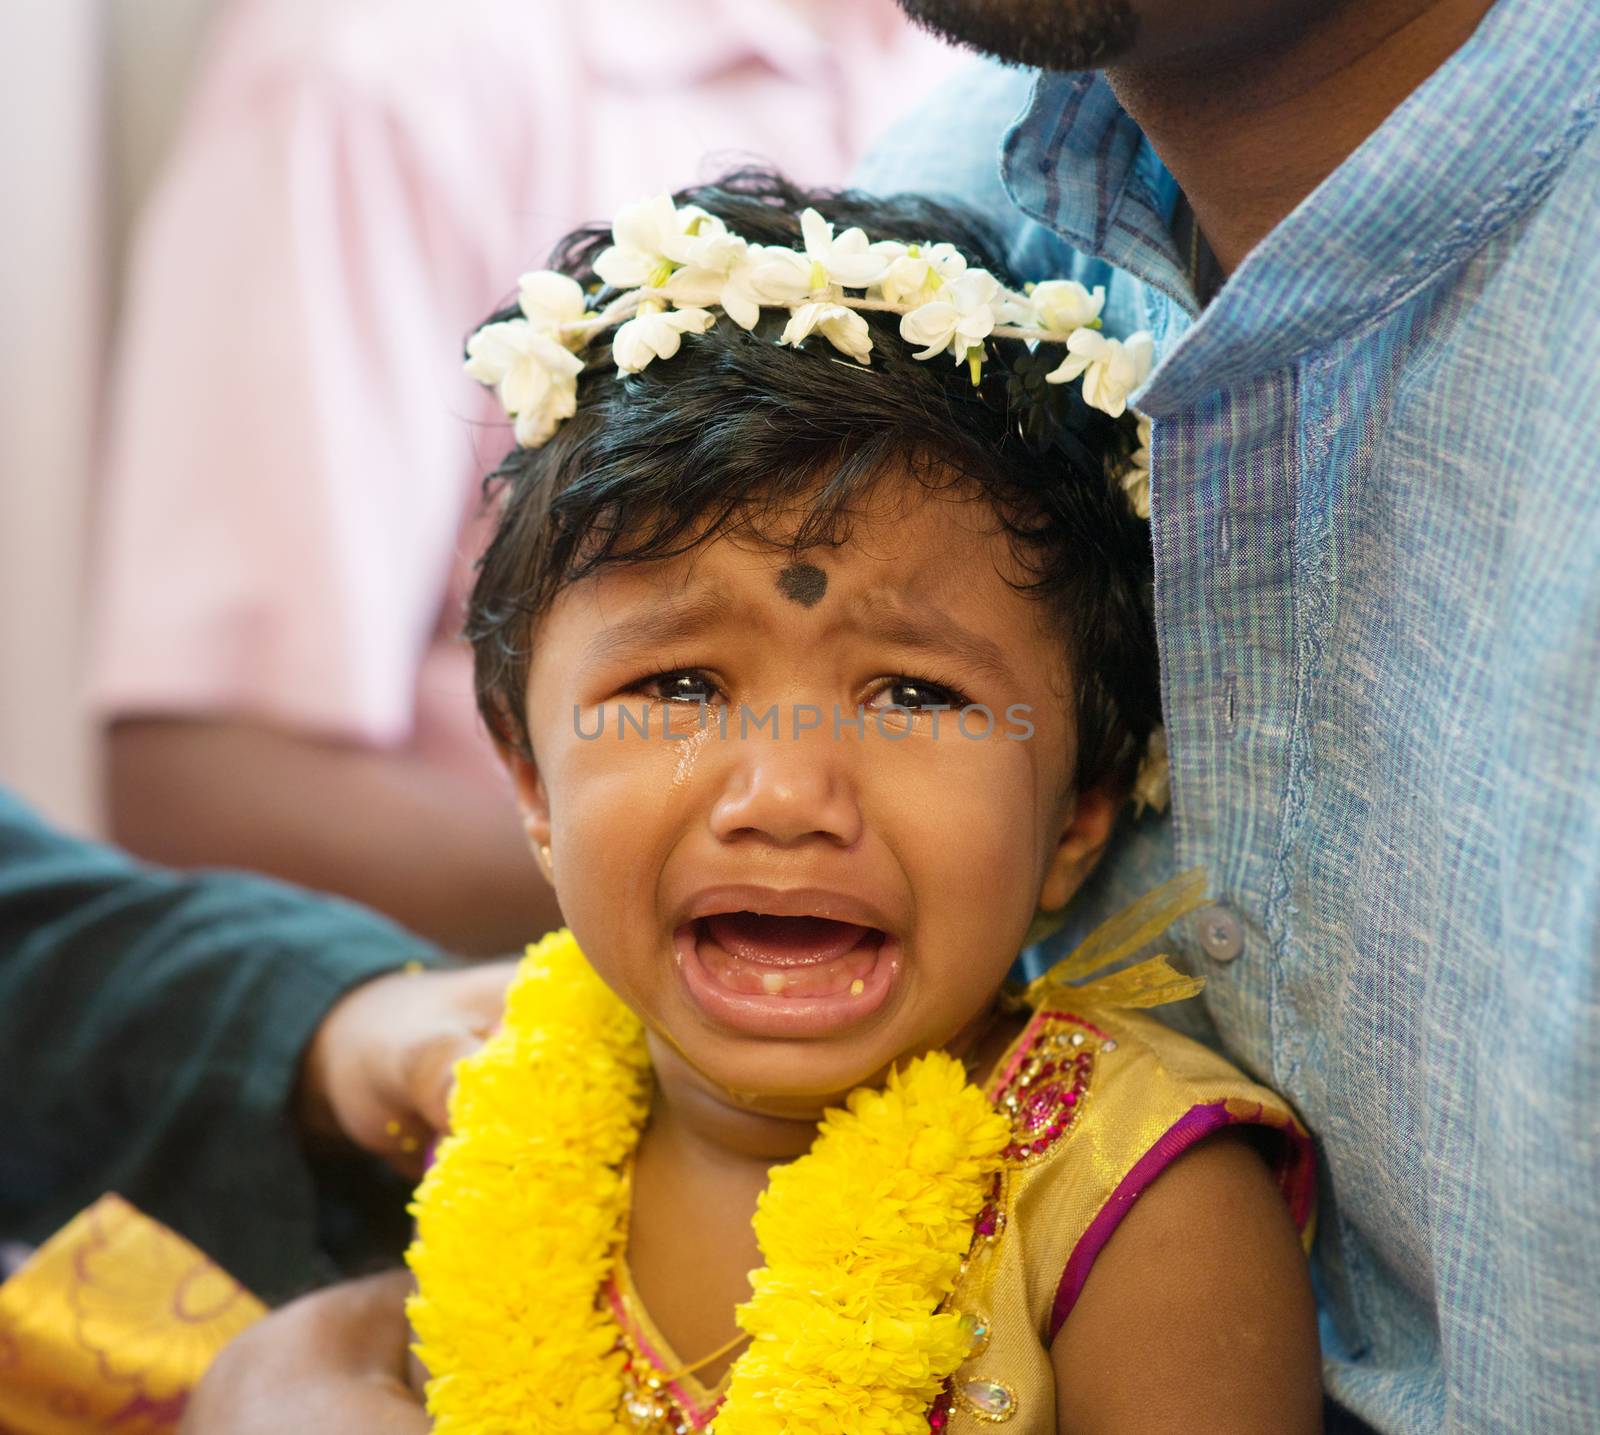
606, 991, 1314, 1434
925, 996, 1313, 1431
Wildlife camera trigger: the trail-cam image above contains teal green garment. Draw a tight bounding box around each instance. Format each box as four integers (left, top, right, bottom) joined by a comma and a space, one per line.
0, 788, 444, 1304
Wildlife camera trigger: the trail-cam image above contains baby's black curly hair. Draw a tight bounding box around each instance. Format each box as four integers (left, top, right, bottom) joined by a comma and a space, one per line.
466, 169, 1156, 794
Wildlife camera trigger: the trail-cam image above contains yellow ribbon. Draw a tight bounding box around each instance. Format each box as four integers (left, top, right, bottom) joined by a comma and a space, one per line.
1024, 867, 1211, 1013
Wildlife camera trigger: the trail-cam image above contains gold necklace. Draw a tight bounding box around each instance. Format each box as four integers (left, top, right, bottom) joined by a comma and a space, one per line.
611, 1158, 750, 1431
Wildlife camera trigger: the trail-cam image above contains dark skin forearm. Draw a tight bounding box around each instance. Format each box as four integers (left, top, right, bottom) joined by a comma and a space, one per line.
108, 717, 558, 956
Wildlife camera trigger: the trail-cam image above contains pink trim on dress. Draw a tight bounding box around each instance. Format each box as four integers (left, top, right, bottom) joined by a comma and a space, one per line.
1047, 1100, 1316, 1342
606, 1279, 721, 1429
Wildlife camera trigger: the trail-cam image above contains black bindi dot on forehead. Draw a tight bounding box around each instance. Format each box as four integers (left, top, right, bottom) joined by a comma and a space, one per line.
775, 562, 828, 609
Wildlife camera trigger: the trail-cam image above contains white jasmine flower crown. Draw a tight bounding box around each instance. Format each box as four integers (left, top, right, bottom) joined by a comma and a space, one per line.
465, 191, 1155, 520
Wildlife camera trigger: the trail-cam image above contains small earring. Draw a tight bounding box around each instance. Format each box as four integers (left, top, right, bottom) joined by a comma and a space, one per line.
537, 842, 553, 874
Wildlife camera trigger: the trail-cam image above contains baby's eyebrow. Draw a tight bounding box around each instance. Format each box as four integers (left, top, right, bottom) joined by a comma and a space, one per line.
579, 590, 733, 669
848, 603, 1018, 688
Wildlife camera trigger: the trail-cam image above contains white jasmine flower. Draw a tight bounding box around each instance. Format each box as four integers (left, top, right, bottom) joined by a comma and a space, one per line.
516, 271, 588, 333
593, 195, 678, 288
662, 229, 755, 309
464, 319, 585, 447
1045, 329, 1155, 418
593, 195, 723, 290
717, 246, 819, 330
780, 303, 873, 364
898, 268, 1005, 361
673, 206, 728, 250
669, 244, 822, 330
992, 284, 1035, 326
1029, 279, 1105, 335
672, 227, 752, 283
1121, 413, 1152, 519
1131, 725, 1170, 816
799, 208, 900, 290
671, 215, 897, 330
876, 242, 967, 307
611, 302, 717, 374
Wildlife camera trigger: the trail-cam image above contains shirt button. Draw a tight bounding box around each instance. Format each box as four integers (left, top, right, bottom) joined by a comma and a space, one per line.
1196, 904, 1244, 963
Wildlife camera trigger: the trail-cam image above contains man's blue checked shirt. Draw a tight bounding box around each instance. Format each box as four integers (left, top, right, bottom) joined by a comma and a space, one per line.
859, 1, 1600, 1430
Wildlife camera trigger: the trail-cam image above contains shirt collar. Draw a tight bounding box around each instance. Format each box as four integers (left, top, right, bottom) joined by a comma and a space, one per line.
1002, 0, 1600, 409
1000, 70, 1194, 313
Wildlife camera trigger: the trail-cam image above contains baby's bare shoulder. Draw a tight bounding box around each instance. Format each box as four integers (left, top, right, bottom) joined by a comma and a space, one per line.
1048, 1131, 1322, 1435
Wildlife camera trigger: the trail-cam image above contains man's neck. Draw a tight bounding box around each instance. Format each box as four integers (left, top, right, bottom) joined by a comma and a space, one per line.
1106, 0, 1497, 277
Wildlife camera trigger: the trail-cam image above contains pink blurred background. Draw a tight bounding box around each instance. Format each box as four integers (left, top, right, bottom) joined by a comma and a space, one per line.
0, 0, 960, 838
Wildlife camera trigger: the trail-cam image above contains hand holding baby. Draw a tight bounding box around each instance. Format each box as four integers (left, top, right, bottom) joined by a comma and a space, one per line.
297, 959, 516, 1179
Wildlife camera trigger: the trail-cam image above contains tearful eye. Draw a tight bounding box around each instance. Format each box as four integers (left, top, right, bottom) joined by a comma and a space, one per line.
641, 670, 717, 704
878, 678, 966, 711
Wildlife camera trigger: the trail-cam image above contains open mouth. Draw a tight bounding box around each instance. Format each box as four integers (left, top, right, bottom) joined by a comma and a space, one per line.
696, 912, 884, 997
674, 907, 901, 1037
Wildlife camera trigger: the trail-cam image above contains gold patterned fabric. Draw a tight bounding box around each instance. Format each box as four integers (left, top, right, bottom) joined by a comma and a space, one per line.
0, 1194, 265, 1435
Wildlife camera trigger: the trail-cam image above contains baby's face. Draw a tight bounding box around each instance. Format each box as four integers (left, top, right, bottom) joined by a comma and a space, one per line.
510, 476, 1117, 1111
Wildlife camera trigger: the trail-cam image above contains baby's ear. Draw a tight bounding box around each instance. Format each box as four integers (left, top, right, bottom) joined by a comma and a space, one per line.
498, 741, 553, 856
1036, 779, 1123, 916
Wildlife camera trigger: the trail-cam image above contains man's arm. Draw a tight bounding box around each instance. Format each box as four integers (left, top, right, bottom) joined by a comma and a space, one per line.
0, 789, 506, 1303
108, 717, 558, 956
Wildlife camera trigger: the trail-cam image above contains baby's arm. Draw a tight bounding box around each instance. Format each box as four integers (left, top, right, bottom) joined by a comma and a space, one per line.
179, 1271, 425, 1435
1049, 1130, 1322, 1434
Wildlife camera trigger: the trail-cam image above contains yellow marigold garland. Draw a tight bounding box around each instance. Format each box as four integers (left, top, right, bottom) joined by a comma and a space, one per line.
406, 928, 1010, 1435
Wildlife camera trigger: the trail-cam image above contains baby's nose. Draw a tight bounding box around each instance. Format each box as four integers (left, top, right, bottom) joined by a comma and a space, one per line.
707, 709, 862, 848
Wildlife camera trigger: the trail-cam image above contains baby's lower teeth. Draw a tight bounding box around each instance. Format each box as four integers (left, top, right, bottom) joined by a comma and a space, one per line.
850, 979, 865, 996
761, 972, 787, 994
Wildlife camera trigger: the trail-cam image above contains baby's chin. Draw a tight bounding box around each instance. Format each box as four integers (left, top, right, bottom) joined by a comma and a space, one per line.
645, 1011, 948, 1123
709, 1049, 903, 1114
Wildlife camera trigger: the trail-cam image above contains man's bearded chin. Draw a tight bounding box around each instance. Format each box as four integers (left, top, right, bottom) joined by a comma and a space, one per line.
896, 0, 1141, 71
